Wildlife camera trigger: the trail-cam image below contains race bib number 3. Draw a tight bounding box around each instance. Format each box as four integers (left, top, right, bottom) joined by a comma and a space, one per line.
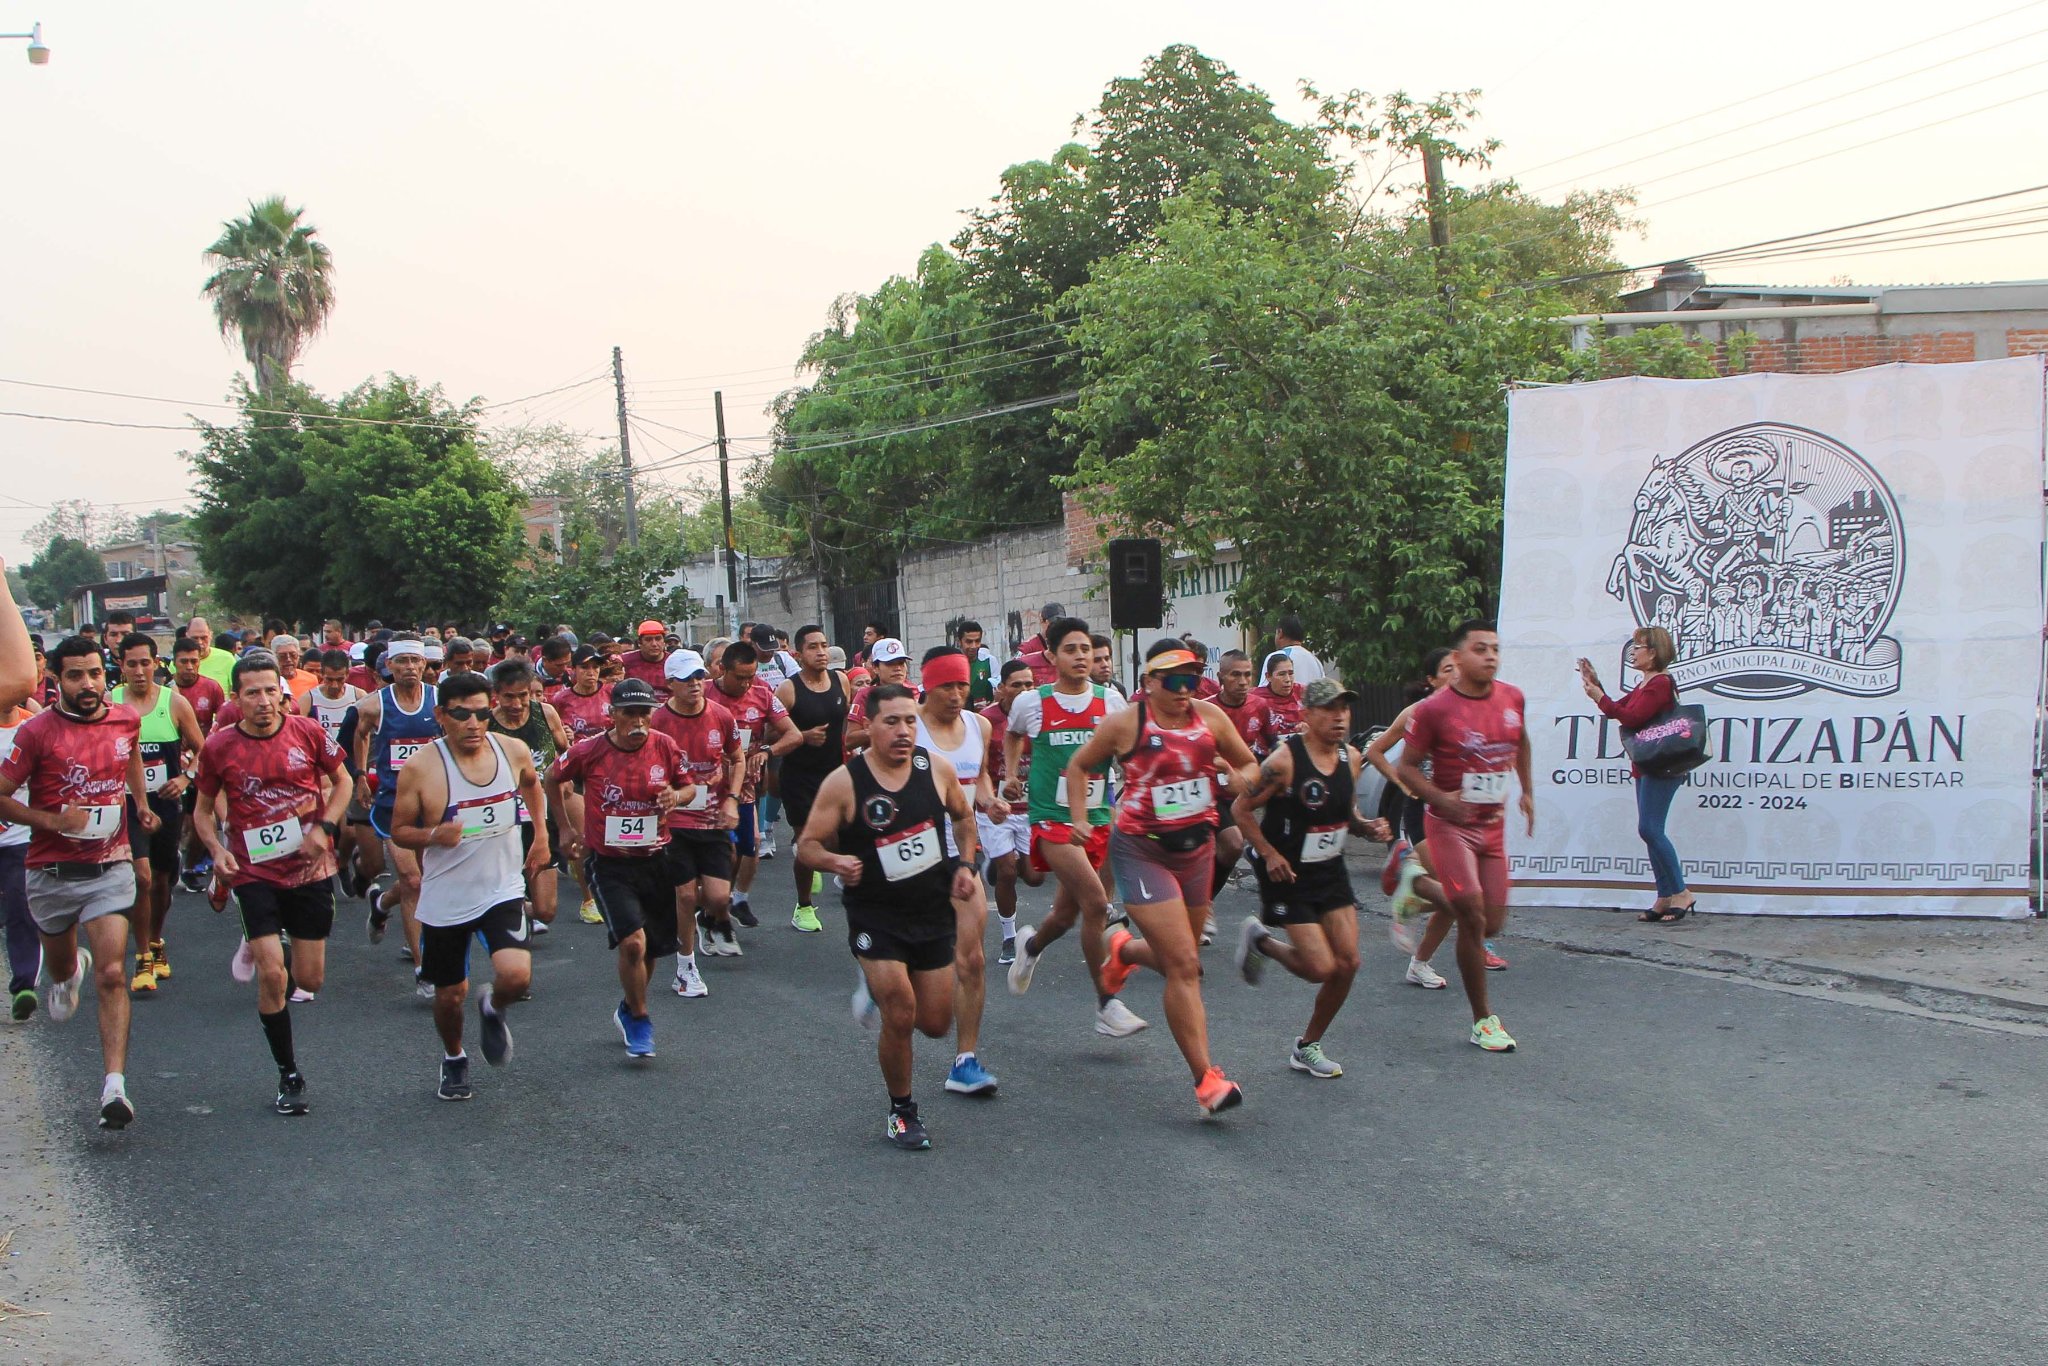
878, 820, 941, 881
1054, 775, 1107, 807
1302, 823, 1347, 863
389, 740, 427, 770
1461, 771, 1511, 805
1150, 777, 1214, 820
604, 814, 656, 849
246, 818, 305, 864
459, 798, 516, 840
66, 804, 122, 841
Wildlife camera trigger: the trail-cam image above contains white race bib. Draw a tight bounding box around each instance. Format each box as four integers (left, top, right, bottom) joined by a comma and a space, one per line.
144, 761, 171, 793
1054, 774, 1107, 807
1302, 823, 1347, 863
604, 813, 657, 849
66, 804, 122, 841
389, 739, 428, 770
682, 784, 713, 812
459, 797, 516, 840
735, 728, 753, 754
1462, 771, 1511, 805
245, 818, 305, 864
878, 820, 941, 881
1150, 777, 1215, 820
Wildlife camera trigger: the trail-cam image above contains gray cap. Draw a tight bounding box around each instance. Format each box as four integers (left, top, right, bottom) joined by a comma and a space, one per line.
1301, 678, 1356, 709
1041, 601, 1065, 620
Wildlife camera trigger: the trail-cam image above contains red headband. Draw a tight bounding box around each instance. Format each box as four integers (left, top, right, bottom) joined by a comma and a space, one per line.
921, 653, 971, 689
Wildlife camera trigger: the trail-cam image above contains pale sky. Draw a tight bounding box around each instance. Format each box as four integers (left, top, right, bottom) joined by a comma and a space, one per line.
4, 0, 2046, 565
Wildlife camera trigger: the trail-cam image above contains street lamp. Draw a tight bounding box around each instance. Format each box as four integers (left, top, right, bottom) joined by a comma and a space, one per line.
1, 21, 48, 65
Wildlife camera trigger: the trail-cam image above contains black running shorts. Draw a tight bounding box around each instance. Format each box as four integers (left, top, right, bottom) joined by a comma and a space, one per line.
236, 878, 337, 942
586, 854, 678, 960
419, 897, 530, 989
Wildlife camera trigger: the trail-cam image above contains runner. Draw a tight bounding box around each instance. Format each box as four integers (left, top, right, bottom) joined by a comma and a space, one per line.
546, 644, 612, 926
650, 649, 741, 997
773, 625, 852, 933
956, 621, 996, 706
1254, 654, 1306, 739
795, 684, 979, 1150
1200, 648, 1276, 943
350, 634, 441, 989
486, 658, 571, 937
1364, 648, 1472, 987
1016, 603, 1063, 686
977, 658, 1041, 964
1231, 678, 1390, 1079
1, 687, 42, 1022
184, 616, 236, 691
299, 649, 370, 902
115, 634, 204, 994
547, 678, 693, 1058
390, 671, 550, 1101
272, 636, 319, 701
172, 634, 228, 892
0, 636, 153, 1128
750, 625, 795, 862
1393, 621, 1531, 1053
621, 620, 671, 694
842, 638, 909, 754
192, 651, 351, 1115
999, 616, 1142, 1037
709, 640, 796, 934
1062, 641, 1259, 1114
1088, 633, 1127, 699
909, 646, 1002, 1096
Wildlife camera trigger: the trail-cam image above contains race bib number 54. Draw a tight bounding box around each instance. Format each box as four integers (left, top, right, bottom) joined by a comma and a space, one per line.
605, 814, 656, 849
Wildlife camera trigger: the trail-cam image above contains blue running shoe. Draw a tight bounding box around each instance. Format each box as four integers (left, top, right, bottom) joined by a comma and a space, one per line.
943, 1053, 998, 1096
618, 1003, 655, 1059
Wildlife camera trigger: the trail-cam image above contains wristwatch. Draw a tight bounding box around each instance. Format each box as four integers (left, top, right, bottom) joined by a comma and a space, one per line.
319, 820, 340, 838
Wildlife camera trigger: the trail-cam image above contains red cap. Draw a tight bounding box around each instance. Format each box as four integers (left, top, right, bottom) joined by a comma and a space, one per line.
921, 653, 971, 689
636, 620, 665, 638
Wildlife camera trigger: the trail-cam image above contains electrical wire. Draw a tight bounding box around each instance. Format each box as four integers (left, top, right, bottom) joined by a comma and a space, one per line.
0, 379, 484, 434
632, 338, 1080, 409
623, 311, 1066, 390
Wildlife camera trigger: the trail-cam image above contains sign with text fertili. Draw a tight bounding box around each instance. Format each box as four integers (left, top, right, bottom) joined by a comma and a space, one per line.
1498, 356, 2044, 917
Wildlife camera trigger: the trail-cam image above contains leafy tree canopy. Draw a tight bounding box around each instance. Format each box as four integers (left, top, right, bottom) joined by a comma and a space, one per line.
22, 536, 106, 616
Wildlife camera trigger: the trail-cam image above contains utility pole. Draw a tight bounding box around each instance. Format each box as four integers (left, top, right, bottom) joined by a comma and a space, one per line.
715, 389, 738, 634
613, 345, 639, 548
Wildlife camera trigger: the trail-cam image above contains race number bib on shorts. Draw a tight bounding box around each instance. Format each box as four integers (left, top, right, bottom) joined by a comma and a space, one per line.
1461, 771, 1511, 805
144, 761, 171, 792
245, 818, 305, 864
1054, 774, 1107, 807
878, 820, 941, 881
604, 814, 657, 849
65, 804, 122, 841
389, 740, 428, 770
1302, 823, 1347, 863
459, 798, 516, 840
1149, 777, 1214, 820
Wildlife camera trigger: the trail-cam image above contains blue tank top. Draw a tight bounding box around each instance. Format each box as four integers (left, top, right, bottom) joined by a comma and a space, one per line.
371, 683, 441, 813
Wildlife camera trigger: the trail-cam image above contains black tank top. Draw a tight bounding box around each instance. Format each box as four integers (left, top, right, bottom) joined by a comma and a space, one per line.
841, 748, 955, 926
782, 668, 849, 774
1260, 734, 1355, 878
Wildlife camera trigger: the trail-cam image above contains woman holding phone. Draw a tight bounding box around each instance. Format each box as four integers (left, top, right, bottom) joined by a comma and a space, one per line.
1578, 627, 1696, 922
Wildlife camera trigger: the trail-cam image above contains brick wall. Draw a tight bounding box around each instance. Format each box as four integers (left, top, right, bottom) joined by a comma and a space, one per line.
1711, 329, 1979, 374
2008, 328, 2048, 356
1062, 491, 1111, 568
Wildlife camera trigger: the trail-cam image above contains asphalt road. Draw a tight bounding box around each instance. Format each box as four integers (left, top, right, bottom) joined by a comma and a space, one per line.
6, 855, 2047, 1365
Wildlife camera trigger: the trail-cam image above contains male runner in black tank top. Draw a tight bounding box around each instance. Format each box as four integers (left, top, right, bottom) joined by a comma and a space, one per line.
796, 684, 979, 1151
775, 624, 853, 931
1229, 678, 1393, 1080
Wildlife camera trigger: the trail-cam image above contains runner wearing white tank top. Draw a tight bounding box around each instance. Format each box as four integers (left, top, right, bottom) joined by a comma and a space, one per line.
417, 735, 525, 926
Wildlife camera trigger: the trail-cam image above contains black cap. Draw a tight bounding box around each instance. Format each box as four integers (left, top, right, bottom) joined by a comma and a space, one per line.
571, 644, 604, 666
489, 622, 512, 637
609, 677, 659, 710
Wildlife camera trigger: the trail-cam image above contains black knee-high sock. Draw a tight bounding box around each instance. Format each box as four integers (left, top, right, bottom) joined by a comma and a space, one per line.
260, 1007, 296, 1072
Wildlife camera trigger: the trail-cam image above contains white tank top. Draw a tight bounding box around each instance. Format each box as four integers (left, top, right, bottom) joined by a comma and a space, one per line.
915, 711, 984, 856
416, 736, 526, 927
0, 716, 28, 849
307, 685, 363, 744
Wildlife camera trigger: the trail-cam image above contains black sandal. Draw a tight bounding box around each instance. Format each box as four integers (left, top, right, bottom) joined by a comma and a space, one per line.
1637, 908, 1681, 922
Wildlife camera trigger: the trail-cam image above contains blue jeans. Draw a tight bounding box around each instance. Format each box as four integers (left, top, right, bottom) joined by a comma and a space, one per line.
1635, 773, 1689, 898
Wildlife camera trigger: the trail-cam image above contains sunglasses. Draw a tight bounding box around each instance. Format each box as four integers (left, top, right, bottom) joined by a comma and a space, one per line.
1156, 672, 1201, 692
443, 705, 492, 723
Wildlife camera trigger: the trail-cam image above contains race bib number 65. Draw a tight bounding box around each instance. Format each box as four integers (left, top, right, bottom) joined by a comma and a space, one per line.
878, 820, 940, 881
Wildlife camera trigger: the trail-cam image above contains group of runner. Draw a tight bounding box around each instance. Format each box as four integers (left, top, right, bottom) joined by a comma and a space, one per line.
0, 582, 1532, 1151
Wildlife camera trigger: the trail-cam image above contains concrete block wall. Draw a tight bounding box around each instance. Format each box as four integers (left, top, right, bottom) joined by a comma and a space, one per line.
898, 524, 1102, 658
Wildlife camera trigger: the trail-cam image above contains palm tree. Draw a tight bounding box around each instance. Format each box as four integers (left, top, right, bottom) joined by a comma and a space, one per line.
201, 196, 336, 392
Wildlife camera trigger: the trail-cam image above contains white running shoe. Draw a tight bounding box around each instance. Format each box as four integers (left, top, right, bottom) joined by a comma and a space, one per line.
718, 924, 744, 958
1201, 913, 1218, 946
1235, 916, 1269, 985
1095, 998, 1148, 1037
1405, 958, 1448, 989
1389, 860, 1429, 955
1006, 925, 1040, 995
230, 939, 256, 984
672, 962, 708, 998
851, 976, 881, 1031
98, 1073, 135, 1130
414, 974, 436, 1000
48, 949, 89, 1023
289, 987, 317, 1003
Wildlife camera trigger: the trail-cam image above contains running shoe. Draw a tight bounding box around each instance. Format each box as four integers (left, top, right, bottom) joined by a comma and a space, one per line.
438, 1055, 473, 1101
672, 961, 708, 998
698, 918, 733, 958
616, 1002, 655, 1058
48, 950, 89, 1023
1101, 927, 1138, 997
1388, 861, 1429, 955
717, 923, 744, 957
759, 837, 777, 861
998, 934, 1016, 966
150, 941, 170, 980
98, 1074, 135, 1129
1234, 916, 1269, 985
179, 864, 206, 894
1380, 838, 1411, 896
399, 945, 415, 962
529, 917, 550, 937
477, 985, 514, 1066
1095, 998, 1148, 1037
1405, 958, 1448, 989
289, 986, 317, 1003
337, 860, 361, 900
1105, 902, 1129, 929
790, 904, 822, 933
131, 953, 157, 994
1470, 1015, 1517, 1052
885, 1105, 930, 1151
207, 874, 231, 913
10, 988, 35, 1023
1194, 1066, 1243, 1115
367, 899, 389, 944
1201, 914, 1217, 947
275, 1070, 310, 1116
414, 971, 435, 1000
1484, 941, 1509, 971
1006, 925, 1041, 995
579, 899, 603, 925
851, 976, 881, 1031
943, 1054, 998, 1096
731, 898, 760, 929
1289, 1039, 1343, 1079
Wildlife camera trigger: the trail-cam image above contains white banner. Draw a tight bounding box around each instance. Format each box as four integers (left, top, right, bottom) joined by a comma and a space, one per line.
1499, 356, 2044, 917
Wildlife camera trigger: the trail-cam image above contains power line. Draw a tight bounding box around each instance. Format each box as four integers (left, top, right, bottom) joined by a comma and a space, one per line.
623, 311, 1065, 389
634, 346, 1080, 412
0, 378, 486, 433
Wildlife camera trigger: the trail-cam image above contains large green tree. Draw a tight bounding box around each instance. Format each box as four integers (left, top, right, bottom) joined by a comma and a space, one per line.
187, 377, 521, 623
22, 536, 105, 618
201, 197, 336, 392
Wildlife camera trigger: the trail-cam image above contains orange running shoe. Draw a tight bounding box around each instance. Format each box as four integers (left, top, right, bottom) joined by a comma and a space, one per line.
1101, 928, 1138, 997
1194, 1066, 1243, 1115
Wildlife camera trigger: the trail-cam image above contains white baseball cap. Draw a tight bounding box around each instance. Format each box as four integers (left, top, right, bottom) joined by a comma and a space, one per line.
664, 647, 709, 681
868, 637, 908, 664
348, 642, 367, 662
